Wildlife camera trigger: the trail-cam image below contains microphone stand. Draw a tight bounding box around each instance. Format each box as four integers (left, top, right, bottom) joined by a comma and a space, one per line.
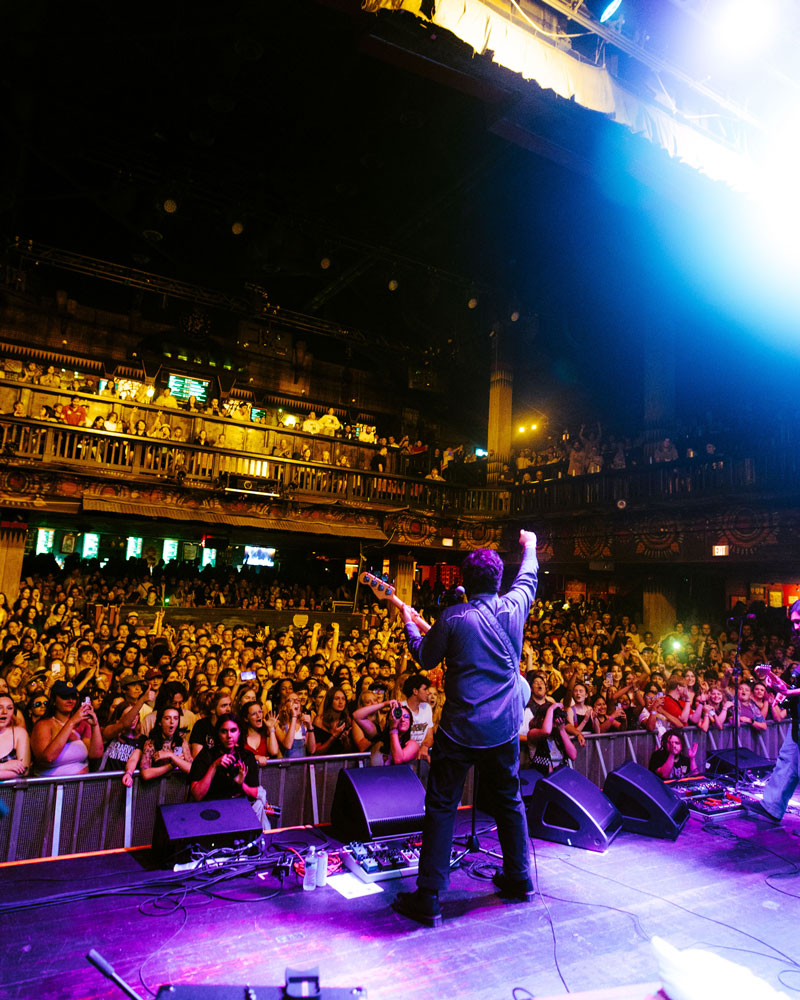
730, 617, 745, 791
452, 767, 502, 861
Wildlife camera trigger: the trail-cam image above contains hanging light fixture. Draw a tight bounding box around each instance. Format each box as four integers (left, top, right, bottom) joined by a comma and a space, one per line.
584, 0, 623, 23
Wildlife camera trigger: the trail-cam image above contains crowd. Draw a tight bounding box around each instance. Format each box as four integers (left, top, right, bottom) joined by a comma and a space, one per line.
1, 559, 793, 818
3, 360, 751, 494
507, 423, 725, 485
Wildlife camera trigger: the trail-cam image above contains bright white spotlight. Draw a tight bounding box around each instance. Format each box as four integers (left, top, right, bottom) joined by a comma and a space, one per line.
713, 0, 777, 61
600, 0, 622, 23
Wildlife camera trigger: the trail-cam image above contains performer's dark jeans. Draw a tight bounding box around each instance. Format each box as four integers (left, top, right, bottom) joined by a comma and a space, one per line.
417, 730, 530, 892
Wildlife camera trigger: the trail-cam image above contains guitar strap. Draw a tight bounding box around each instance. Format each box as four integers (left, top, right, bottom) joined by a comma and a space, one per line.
472, 598, 531, 710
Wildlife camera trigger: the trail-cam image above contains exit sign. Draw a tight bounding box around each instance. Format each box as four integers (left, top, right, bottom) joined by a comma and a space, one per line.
713, 544, 729, 557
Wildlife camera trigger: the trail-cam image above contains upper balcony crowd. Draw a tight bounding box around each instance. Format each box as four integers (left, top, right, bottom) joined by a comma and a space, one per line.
1, 357, 797, 520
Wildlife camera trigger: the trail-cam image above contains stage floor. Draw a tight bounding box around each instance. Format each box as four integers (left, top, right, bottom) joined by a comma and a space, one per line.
2, 803, 800, 1000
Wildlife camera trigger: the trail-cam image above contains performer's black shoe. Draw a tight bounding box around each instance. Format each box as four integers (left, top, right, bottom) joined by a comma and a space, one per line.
492, 871, 535, 902
392, 889, 442, 927
746, 801, 781, 824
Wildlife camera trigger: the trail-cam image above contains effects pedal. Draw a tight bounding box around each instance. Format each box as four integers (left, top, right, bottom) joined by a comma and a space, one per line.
343, 835, 461, 883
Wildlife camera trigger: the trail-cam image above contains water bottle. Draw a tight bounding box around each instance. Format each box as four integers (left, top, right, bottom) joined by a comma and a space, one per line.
316, 848, 328, 888
302, 847, 318, 891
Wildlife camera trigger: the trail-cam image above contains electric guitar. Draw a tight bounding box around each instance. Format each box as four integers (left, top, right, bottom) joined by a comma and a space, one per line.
753, 663, 800, 699
360, 572, 431, 634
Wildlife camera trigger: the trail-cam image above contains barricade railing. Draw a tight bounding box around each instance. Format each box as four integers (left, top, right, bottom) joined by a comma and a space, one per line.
569, 720, 790, 787
0, 752, 370, 864
0, 723, 790, 863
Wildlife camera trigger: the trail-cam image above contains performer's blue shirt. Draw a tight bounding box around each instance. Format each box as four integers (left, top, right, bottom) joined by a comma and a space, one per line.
404, 545, 538, 748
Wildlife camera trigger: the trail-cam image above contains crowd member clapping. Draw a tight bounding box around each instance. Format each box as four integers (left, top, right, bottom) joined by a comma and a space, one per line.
122, 706, 193, 784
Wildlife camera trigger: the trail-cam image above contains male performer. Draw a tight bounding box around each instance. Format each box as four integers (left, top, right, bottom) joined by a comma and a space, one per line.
393, 530, 538, 926
748, 600, 800, 823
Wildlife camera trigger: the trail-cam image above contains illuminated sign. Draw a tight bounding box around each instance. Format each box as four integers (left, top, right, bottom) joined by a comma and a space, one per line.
82, 533, 100, 559
713, 544, 729, 557
163, 538, 179, 563
36, 529, 55, 555
126, 536, 143, 560
167, 373, 210, 404
202, 547, 217, 568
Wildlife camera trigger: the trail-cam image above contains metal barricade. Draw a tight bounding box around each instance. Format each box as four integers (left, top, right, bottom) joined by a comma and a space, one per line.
0, 752, 369, 863
1, 723, 792, 863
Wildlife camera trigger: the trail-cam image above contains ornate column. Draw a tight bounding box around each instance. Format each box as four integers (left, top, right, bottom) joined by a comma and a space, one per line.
0, 521, 28, 603
487, 361, 513, 484
642, 579, 676, 638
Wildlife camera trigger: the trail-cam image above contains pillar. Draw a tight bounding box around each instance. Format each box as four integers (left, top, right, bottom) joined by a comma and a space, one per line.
642, 580, 676, 638
487, 361, 513, 484
0, 522, 28, 603
389, 553, 416, 617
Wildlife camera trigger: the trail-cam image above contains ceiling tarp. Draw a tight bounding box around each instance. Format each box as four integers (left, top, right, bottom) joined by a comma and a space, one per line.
364, 0, 751, 191
81, 497, 388, 540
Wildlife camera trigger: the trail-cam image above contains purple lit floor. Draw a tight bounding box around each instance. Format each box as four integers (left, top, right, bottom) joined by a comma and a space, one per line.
2, 803, 800, 1000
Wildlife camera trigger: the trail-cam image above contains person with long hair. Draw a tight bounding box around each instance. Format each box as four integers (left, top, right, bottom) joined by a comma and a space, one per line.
526, 701, 577, 775
648, 728, 699, 780
0, 694, 30, 778
122, 706, 193, 784
242, 702, 280, 765
313, 686, 352, 755
31, 680, 103, 776
275, 692, 315, 757
351, 698, 419, 766
189, 713, 270, 831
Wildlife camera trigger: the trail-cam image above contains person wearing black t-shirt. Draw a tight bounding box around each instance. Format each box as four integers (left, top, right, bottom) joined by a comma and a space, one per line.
648, 729, 698, 780
189, 713, 270, 830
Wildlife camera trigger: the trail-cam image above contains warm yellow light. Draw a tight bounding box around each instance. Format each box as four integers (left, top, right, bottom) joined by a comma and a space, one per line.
320, 257, 331, 270
519, 426, 525, 433
510, 310, 520, 322
388, 279, 399, 291
163, 199, 178, 214
531, 424, 537, 430
231, 221, 244, 235
467, 297, 478, 310
442, 538, 454, 547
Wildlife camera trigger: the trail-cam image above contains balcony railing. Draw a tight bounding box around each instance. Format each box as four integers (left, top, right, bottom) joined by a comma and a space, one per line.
0, 415, 510, 516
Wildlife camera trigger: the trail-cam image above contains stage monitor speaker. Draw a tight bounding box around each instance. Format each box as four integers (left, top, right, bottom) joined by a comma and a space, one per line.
330, 764, 426, 840
706, 747, 774, 781
603, 761, 689, 840
152, 799, 262, 865
527, 767, 622, 852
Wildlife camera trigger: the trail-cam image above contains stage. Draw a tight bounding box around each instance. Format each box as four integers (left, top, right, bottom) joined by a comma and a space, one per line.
1, 804, 799, 1000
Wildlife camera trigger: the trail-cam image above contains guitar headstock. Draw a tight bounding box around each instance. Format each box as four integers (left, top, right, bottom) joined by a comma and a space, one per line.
361, 571, 395, 601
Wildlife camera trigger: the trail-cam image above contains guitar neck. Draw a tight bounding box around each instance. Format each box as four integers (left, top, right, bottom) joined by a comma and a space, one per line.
361, 573, 431, 634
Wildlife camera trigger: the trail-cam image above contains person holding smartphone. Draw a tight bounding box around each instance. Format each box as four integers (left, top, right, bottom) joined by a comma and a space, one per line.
31, 681, 103, 776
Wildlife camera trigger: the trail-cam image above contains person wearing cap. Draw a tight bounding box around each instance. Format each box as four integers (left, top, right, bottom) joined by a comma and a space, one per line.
31, 680, 103, 777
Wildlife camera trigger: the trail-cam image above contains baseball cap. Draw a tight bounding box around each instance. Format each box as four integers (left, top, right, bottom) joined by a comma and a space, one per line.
51, 680, 79, 699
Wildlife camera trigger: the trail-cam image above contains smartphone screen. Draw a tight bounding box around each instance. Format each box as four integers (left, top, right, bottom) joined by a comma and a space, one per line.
605, 672, 613, 685
240, 670, 256, 681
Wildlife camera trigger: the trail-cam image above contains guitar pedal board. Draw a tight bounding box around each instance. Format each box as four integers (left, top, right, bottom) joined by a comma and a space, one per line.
667, 777, 730, 799
343, 835, 461, 883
